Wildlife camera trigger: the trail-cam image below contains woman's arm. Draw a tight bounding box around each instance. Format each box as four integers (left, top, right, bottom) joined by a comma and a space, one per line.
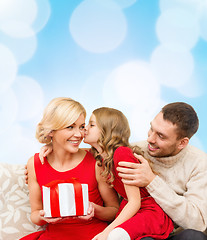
28, 157, 62, 225
94, 163, 120, 222
27, 156, 47, 225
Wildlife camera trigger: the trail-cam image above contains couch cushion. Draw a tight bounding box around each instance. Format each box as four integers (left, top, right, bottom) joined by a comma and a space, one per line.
0, 163, 43, 240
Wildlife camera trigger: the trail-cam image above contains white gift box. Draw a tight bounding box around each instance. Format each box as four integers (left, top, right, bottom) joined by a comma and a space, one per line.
42, 181, 89, 218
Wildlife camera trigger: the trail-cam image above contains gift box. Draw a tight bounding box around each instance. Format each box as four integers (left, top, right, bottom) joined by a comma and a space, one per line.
42, 178, 89, 218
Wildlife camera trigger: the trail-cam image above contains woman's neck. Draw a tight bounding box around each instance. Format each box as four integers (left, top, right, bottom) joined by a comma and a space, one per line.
48, 148, 85, 171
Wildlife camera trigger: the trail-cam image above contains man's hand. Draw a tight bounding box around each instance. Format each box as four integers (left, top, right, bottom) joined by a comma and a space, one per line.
24, 165, 28, 184
116, 154, 156, 187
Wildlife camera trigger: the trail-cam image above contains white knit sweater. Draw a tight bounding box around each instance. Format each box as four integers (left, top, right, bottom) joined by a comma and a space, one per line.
136, 141, 207, 232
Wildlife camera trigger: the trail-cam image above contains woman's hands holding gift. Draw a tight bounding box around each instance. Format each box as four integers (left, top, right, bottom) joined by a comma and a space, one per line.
76, 202, 95, 221
39, 210, 63, 224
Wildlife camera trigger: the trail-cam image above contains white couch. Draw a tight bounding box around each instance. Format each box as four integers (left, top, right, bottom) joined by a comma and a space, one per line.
0, 163, 43, 240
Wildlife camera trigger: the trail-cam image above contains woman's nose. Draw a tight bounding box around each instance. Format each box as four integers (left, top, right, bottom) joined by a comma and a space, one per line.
74, 128, 82, 137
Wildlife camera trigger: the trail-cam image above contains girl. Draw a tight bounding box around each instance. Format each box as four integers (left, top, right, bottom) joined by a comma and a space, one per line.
84, 107, 174, 240
20, 98, 119, 240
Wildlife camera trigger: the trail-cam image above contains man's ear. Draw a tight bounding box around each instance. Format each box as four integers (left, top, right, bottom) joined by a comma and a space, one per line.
178, 137, 189, 150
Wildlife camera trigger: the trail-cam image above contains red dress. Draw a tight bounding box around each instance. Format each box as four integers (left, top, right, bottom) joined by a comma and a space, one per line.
20, 151, 108, 240
112, 146, 174, 240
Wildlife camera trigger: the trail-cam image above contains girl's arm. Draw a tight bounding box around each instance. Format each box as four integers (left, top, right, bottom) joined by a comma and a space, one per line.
93, 163, 120, 221
93, 183, 141, 240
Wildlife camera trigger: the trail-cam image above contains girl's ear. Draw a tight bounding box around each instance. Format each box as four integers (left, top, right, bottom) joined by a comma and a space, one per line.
178, 137, 189, 150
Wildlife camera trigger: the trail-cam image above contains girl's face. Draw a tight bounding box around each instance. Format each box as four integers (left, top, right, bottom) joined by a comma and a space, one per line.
50, 113, 85, 153
84, 114, 101, 151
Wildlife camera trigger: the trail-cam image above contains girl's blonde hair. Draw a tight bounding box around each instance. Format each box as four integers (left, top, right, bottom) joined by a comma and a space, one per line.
91, 107, 143, 184
36, 97, 86, 144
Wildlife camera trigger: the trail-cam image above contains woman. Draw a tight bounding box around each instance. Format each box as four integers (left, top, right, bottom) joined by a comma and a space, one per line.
20, 98, 119, 240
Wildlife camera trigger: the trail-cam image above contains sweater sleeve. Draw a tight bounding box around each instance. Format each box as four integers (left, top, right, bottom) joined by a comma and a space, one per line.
146, 160, 207, 231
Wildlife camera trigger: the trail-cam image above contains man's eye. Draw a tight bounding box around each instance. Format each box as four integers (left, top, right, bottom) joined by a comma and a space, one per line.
158, 134, 164, 139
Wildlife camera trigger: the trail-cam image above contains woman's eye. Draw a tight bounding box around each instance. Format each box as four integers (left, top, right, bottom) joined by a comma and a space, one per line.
80, 126, 85, 130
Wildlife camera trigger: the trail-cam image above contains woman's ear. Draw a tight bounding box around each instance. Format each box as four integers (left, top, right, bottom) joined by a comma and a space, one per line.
178, 137, 189, 150
48, 130, 54, 137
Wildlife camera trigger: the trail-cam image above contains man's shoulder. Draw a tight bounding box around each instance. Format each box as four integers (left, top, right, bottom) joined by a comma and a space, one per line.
185, 145, 207, 170
187, 144, 207, 157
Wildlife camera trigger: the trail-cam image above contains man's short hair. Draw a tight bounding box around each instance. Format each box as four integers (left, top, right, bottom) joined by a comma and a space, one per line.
161, 102, 199, 139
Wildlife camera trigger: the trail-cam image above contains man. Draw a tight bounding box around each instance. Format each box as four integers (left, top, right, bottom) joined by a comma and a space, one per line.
117, 102, 207, 240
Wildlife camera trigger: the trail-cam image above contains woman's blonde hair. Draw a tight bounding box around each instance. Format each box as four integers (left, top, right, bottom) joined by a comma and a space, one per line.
36, 97, 86, 144
91, 107, 143, 184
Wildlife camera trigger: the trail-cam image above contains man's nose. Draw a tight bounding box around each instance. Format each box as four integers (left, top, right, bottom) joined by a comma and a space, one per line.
148, 132, 155, 143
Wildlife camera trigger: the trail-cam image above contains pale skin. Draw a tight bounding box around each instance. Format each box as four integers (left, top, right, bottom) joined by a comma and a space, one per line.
117, 112, 189, 188
28, 114, 119, 226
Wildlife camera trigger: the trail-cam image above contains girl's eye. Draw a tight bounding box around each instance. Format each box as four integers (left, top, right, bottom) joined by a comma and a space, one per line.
90, 124, 94, 127
80, 126, 85, 130
67, 126, 73, 129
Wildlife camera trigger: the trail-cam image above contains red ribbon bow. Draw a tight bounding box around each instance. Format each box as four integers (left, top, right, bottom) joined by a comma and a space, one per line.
44, 178, 84, 217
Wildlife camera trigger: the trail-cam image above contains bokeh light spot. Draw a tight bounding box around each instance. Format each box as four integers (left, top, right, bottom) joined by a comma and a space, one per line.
69, 0, 127, 53
0, 44, 17, 94
150, 45, 194, 88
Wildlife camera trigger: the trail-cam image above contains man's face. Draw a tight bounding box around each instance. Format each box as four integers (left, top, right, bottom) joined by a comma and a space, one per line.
147, 112, 182, 158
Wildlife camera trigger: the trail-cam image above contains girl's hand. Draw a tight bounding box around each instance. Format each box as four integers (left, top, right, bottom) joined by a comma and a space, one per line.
92, 230, 109, 240
39, 143, 53, 164
77, 202, 95, 221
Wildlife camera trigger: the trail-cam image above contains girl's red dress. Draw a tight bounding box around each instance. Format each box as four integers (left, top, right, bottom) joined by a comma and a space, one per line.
112, 146, 174, 240
20, 151, 108, 240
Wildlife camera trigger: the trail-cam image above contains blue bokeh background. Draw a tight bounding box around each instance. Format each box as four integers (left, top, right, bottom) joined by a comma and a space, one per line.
0, 0, 206, 164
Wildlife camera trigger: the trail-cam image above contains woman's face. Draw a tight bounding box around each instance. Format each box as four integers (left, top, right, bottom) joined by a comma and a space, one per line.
51, 113, 85, 153
84, 114, 101, 151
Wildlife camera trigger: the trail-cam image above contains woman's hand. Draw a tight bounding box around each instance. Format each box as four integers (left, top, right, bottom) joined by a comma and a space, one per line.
39, 210, 62, 224
77, 202, 95, 221
39, 210, 77, 224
